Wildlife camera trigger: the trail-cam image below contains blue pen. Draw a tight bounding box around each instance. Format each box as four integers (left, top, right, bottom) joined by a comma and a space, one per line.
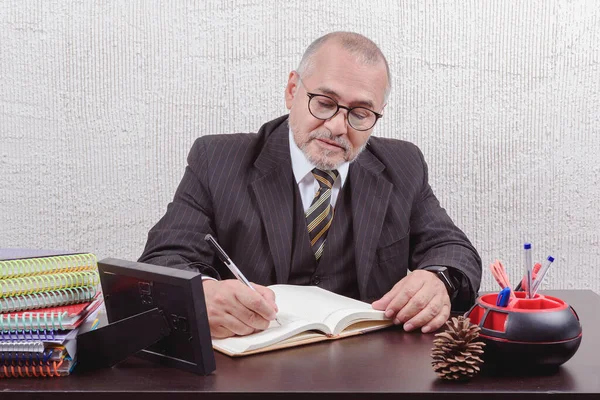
496, 287, 511, 307
531, 256, 555, 297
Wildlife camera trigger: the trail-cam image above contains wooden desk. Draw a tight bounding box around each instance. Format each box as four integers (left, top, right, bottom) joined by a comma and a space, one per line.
1, 290, 599, 399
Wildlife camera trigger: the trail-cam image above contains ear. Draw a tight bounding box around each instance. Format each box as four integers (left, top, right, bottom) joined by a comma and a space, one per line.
379, 103, 387, 115
284, 71, 300, 110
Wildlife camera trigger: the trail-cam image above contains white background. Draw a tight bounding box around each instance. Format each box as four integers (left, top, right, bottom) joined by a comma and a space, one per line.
1, 0, 599, 293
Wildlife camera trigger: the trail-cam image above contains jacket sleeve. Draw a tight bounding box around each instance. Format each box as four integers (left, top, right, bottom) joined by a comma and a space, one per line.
409, 146, 482, 312
138, 137, 222, 279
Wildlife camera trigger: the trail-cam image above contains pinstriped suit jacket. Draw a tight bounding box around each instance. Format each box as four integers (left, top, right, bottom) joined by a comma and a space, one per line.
139, 115, 482, 307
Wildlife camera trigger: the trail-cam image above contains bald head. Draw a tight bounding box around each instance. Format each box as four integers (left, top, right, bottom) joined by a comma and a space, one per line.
297, 32, 391, 102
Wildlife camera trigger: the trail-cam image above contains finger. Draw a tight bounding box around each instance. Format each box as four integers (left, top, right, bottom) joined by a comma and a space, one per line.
219, 312, 256, 336
393, 285, 434, 324
403, 294, 448, 332
372, 280, 406, 311
235, 288, 277, 320
254, 284, 278, 312
420, 303, 451, 333
384, 278, 426, 320
210, 325, 236, 339
226, 299, 271, 331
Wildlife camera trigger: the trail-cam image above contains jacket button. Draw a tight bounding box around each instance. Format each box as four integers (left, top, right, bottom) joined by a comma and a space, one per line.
312, 276, 320, 285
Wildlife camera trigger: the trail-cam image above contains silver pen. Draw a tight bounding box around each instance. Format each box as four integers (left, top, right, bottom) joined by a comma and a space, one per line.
204, 234, 281, 325
524, 242, 532, 298
531, 256, 555, 297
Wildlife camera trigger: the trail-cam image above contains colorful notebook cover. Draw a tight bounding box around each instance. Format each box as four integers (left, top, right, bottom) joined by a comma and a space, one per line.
0, 296, 103, 331
4, 296, 95, 318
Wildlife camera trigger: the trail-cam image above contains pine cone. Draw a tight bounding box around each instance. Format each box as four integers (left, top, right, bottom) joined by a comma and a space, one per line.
431, 316, 486, 381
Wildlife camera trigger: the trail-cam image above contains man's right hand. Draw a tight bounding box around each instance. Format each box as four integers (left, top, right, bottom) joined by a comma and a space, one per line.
202, 279, 278, 338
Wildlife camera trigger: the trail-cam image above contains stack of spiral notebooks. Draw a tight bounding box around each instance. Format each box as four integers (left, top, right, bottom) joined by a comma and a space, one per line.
0, 249, 103, 378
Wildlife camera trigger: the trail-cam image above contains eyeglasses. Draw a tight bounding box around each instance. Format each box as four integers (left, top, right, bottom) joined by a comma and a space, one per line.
306, 93, 383, 131
298, 79, 383, 131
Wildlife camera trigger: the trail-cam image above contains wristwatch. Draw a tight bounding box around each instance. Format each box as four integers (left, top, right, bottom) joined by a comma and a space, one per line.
423, 266, 458, 300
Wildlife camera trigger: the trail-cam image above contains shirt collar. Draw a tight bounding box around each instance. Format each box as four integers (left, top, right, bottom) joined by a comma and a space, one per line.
289, 128, 349, 186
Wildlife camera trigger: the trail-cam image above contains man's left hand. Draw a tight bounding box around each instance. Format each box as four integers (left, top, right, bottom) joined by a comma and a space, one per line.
371, 270, 450, 333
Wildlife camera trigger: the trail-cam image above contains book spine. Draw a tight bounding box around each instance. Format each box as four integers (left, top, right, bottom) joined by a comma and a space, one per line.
0, 253, 97, 279
0, 360, 65, 378
0, 271, 99, 298
0, 312, 69, 331
0, 286, 97, 313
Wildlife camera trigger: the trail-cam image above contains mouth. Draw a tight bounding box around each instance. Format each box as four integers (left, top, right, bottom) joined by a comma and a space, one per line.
315, 138, 345, 152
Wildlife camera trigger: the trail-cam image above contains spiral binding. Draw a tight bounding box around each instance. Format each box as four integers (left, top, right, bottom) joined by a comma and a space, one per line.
0, 359, 66, 378
0, 253, 97, 280
0, 311, 72, 331
0, 340, 59, 366
0, 341, 54, 366
0, 329, 56, 341
0, 350, 53, 365
0, 270, 99, 298
0, 340, 44, 353
0, 286, 97, 313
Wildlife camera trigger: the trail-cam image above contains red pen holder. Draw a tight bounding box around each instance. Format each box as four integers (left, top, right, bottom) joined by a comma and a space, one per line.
464, 291, 582, 368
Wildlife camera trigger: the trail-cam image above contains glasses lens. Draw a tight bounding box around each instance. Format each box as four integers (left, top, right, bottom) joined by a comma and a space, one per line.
348, 108, 377, 131
309, 95, 338, 119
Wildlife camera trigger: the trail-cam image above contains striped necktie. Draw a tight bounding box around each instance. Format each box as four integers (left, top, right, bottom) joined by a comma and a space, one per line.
306, 168, 339, 261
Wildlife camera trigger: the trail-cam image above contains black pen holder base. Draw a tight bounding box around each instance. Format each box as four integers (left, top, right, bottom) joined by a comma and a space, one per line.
465, 291, 582, 368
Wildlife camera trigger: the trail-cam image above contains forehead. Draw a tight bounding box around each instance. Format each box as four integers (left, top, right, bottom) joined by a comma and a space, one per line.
304, 43, 388, 109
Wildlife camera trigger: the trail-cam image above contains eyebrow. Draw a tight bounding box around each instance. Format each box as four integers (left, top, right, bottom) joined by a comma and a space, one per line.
316, 86, 375, 110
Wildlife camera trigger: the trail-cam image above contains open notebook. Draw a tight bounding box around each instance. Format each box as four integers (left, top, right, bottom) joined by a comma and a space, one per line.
212, 285, 393, 357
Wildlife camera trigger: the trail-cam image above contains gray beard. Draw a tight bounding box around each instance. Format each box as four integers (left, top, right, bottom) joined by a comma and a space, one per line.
290, 124, 367, 170
299, 140, 366, 170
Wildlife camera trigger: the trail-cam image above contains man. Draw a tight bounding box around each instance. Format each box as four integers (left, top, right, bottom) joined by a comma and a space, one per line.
139, 32, 482, 339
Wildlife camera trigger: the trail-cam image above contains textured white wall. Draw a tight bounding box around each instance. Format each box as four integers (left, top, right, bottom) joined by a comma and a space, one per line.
1, 0, 599, 293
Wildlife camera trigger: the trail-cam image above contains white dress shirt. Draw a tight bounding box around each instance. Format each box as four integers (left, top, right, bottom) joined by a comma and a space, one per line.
288, 129, 349, 212
202, 130, 350, 281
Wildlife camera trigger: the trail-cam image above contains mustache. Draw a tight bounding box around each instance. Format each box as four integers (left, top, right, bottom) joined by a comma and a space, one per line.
309, 130, 351, 152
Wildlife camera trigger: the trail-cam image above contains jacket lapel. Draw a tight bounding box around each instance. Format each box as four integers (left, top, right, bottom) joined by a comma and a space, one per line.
350, 148, 393, 299
249, 117, 294, 284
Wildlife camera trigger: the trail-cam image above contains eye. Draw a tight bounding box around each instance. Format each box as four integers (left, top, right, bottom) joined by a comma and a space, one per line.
317, 99, 336, 109
351, 109, 371, 120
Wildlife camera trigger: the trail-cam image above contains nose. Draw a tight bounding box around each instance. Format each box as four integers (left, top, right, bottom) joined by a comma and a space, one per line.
324, 109, 348, 137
